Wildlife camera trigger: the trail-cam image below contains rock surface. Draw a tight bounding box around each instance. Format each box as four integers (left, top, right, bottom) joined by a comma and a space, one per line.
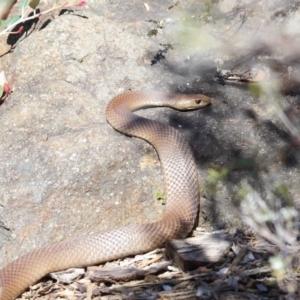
0, 0, 299, 269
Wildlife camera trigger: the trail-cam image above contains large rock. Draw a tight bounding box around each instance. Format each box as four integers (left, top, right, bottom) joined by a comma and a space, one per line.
0, 8, 182, 266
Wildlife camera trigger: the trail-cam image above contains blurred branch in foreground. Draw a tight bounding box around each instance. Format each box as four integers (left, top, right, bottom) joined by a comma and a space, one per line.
240, 185, 300, 294
164, 0, 300, 145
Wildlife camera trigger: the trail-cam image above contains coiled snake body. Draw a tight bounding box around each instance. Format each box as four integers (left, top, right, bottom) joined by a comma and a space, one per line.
0, 91, 211, 300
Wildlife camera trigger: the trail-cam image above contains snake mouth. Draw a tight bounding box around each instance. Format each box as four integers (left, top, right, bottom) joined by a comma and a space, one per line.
201, 99, 212, 107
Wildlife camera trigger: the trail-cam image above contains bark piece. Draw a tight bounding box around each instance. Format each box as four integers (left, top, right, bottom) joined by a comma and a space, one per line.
166, 232, 233, 271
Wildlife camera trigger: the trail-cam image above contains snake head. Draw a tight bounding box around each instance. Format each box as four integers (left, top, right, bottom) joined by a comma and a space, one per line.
193, 95, 211, 109
173, 93, 211, 110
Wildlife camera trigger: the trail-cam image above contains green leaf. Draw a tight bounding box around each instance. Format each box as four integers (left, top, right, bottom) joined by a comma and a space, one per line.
147, 29, 158, 37
29, 0, 40, 10
20, 0, 30, 9
208, 169, 220, 179
208, 168, 228, 181
275, 184, 289, 197
1, 15, 21, 28
156, 191, 166, 204
237, 187, 249, 199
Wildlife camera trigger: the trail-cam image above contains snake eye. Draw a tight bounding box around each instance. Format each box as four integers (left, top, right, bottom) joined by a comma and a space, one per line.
195, 99, 202, 104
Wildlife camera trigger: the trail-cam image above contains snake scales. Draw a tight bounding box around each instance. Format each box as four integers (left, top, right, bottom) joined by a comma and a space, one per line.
0, 90, 211, 300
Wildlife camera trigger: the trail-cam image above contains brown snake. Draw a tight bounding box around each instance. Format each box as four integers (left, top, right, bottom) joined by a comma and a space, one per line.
0, 90, 211, 300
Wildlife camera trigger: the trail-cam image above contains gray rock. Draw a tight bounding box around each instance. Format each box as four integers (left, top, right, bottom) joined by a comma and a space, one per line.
0, 9, 174, 267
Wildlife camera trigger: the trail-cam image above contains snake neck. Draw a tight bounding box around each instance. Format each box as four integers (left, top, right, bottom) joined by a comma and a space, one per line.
106, 93, 200, 238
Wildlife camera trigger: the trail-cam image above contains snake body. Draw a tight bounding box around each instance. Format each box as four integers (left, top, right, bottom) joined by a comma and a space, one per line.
0, 90, 211, 300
